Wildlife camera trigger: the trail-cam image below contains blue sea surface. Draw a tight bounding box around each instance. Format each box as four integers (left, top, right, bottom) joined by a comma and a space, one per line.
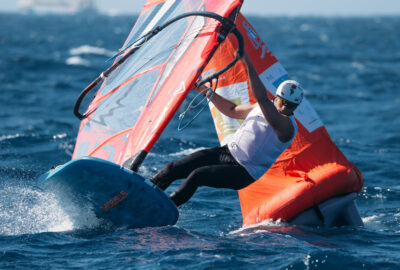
1, 13, 400, 269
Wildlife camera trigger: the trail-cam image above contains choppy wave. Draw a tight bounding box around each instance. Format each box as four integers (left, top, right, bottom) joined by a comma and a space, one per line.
228, 218, 286, 235
65, 56, 91, 67
169, 147, 207, 157
69, 45, 116, 57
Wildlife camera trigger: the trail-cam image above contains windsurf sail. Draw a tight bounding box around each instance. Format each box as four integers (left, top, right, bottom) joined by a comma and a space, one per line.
72, 0, 245, 171
201, 13, 364, 226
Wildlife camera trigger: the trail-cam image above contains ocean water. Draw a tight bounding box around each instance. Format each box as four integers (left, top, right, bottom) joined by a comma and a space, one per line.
1, 12, 400, 269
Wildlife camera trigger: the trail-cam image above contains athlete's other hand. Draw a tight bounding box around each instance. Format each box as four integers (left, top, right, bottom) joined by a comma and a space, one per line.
193, 81, 214, 96
193, 84, 208, 93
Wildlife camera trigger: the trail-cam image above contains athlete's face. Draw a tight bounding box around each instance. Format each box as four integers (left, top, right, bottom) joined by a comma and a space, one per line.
273, 97, 297, 115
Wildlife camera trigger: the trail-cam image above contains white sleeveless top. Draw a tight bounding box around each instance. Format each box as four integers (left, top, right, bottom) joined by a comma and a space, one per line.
227, 105, 297, 180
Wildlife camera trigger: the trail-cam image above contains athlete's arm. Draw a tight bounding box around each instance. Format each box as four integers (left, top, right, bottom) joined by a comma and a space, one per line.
196, 84, 255, 120
241, 52, 294, 142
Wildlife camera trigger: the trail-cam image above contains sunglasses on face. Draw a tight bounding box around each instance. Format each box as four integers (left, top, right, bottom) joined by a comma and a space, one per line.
275, 97, 297, 109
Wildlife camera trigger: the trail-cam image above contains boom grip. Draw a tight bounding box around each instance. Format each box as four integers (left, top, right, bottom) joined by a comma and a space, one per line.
74, 77, 101, 120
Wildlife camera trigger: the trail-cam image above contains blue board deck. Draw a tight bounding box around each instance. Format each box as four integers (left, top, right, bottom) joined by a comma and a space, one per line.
38, 157, 179, 228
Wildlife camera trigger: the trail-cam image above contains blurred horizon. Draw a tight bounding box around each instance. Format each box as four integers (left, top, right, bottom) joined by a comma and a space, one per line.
0, 0, 400, 16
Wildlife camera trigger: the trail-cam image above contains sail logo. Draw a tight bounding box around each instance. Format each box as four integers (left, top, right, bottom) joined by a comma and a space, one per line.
242, 20, 270, 59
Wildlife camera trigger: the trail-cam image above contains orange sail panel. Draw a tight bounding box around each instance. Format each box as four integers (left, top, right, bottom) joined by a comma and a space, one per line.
202, 13, 363, 226
72, 0, 243, 167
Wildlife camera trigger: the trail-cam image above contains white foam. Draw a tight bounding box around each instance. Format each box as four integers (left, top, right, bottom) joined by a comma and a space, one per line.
0, 186, 74, 236
0, 133, 22, 142
362, 214, 385, 223
169, 147, 206, 157
69, 45, 115, 57
66, 56, 91, 67
0, 184, 105, 236
303, 254, 311, 268
52, 133, 67, 140
228, 218, 286, 235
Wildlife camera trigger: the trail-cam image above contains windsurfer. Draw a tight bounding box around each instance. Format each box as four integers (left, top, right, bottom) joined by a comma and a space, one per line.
150, 51, 304, 206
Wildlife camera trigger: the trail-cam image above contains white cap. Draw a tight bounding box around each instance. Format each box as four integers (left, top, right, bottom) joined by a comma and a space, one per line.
276, 80, 304, 105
